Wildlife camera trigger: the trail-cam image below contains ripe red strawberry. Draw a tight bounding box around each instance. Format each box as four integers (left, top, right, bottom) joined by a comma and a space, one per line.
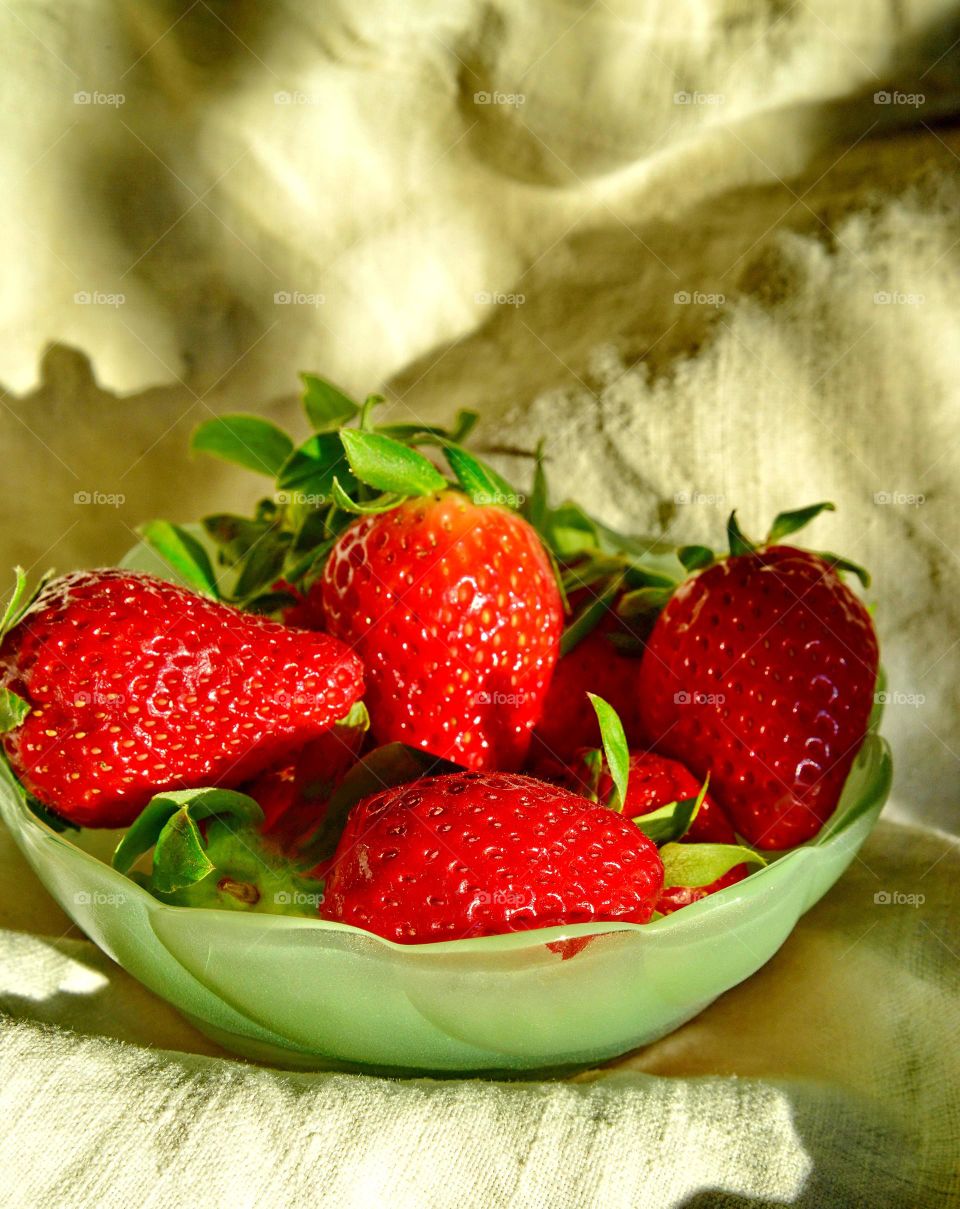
528, 594, 645, 772
638, 534, 878, 849
320, 491, 563, 770
320, 770, 664, 943
0, 570, 364, 828
244, 714, 366, 850
656, 866, 748, 915
588, 750, 737, 844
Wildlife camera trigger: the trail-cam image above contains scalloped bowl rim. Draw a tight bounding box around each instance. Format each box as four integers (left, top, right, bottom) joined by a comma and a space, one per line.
0, 729, 892, 956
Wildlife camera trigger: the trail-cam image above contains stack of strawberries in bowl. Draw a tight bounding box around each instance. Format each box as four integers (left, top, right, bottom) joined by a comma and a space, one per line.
0, 375, 891, 1072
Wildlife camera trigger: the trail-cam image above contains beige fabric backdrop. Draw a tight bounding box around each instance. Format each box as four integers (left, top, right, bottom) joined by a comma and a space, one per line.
1, 1, 959, 1205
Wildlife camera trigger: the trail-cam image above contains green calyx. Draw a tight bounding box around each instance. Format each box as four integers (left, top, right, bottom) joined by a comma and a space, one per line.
140, 374, 530, 614
112, 787, 324, 915
720, 502, 871, 588
0, 566, 58, 734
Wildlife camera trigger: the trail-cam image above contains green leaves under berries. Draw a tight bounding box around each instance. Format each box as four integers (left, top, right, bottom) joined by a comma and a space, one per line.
192, 415, 294, 477
340, 429, 447, 497
0, 566, 55, 642
113, 787, 264, 881
301, 373, 360, 431
659, 841, 765, 888
677, 545, 714, 573
588, 694, 630, 813
632, 776, 710, 846
0, 687, 30, 734
443, 443, 517, 506
139, 521, 220, 600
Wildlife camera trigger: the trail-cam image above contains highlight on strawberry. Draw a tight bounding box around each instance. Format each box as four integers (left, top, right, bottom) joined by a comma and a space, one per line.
0, 371, 883, 942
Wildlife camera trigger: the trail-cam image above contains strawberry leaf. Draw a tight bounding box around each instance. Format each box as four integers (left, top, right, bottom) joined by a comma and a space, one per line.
816, 551, 871, 590
616, 585, 673, 620
377, 409, 479, 444
139, 521, 220, 599
588, 694, 630, 812
330, 477, 403, 515
443, 443, 517, 507
526, 440, 549, 532
726, 511, 757, 557
278, 433, 356, 499
231, 531, 291, 601
301, 373, 359, 431
659, 841, 765, 887
767, 501, 835, 544
340, 429, 447, 496
678, 545, 714, 573
151, 807, 216, 894
0, 687, 30, 733
113, 787, 264, 876
577, 748, 603, 802
0, 567, 55, 641
632, 776, 709, 846
192, 415, 294, 477
560, 575, 623, 656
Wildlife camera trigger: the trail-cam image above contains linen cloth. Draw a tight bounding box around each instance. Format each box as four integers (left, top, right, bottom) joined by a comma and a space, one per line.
0, 1, 959, 1204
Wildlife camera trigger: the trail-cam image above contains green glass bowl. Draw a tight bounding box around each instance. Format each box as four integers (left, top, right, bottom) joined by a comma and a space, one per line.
0, 731, 891, 1075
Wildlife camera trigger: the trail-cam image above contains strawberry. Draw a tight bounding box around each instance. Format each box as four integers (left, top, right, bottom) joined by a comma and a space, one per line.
528, 590, 645, 772
320, 491, 563, 770
320, 770, 664, 942
0, 569, 364, 828
638, 507, 878, 849
586, 750, 737, 844
243, 707, 367, 850
656, 865, 748, 915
